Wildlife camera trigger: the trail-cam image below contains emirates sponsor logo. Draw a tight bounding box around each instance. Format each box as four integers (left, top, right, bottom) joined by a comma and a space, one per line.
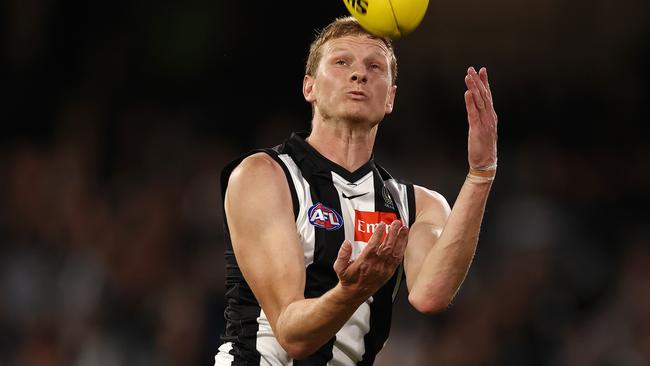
354, 210, 397, 242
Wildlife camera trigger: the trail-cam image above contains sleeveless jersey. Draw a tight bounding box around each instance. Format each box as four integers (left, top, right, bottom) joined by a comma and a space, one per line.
215, 132, 416, 366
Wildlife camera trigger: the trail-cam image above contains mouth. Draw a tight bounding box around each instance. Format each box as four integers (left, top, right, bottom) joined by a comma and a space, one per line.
346, 90, 368, 100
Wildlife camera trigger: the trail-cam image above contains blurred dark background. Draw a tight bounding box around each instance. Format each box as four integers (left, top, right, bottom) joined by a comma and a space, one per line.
1, 0, 649, 365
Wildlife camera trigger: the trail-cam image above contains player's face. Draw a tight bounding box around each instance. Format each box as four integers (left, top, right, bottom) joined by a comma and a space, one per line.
303, 35, 397, 126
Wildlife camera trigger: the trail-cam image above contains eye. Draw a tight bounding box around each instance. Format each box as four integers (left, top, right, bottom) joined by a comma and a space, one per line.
368, 61, 386, 72
335, 59, 347, 66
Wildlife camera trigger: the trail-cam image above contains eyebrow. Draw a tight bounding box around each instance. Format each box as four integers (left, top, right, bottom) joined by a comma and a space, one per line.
328, 48, 388, 61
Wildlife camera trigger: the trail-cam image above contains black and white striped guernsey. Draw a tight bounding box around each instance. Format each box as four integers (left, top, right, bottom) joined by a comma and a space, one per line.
215, 132, 416, 366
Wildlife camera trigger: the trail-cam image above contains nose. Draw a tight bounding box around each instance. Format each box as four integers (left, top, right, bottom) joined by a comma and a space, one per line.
350, 71, 367, 84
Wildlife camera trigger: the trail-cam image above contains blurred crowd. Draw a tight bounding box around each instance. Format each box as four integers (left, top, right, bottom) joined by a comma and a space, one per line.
0, 107, 234, 365
2, 0, 649, 365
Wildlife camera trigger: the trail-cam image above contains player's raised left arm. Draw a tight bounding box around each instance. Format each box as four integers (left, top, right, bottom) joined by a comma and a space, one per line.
405, 66, 498, 314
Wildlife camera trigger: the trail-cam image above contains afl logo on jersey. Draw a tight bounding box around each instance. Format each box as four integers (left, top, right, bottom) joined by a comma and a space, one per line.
308, 203, 343, 231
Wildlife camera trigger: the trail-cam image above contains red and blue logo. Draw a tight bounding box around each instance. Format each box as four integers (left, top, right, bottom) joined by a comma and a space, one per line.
308, 203, 343, 231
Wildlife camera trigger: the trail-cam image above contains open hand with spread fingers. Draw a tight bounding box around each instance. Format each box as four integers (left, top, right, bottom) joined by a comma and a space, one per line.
333, 220, 409, 301
464, 67, 498, 173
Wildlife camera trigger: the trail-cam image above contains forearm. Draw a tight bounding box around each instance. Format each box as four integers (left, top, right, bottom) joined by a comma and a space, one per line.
409, 177, 492, 312
408, 65, 498, 313
275, 283, 365, 359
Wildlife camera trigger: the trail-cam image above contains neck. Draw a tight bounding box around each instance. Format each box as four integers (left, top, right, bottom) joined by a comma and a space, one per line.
306, 118, 378, 173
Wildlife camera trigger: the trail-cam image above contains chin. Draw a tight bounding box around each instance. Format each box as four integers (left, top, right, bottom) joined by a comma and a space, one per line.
341, 114, 372, 126
353, 115, 384, 127
341, 108, 384, 126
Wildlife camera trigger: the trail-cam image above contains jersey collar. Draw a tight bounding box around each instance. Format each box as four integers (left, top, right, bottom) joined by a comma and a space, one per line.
285, 132, 376, 183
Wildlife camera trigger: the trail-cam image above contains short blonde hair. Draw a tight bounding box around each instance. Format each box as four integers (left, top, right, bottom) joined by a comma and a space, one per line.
305, 16, 398, 85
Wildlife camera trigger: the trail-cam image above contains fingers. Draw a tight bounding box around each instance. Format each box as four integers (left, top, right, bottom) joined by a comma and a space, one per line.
465, 67, 493, 110
478, 67, 492, 100
376, 220, 400, 255
365, 221, 387, 252
464, 67, 485, 109
377, 220, 408, 261
471, 67, 490, 102
364, 220, 400, 256
465, 66, 498, 130
333, 240, 353, 275
381, 225, 409, 259
358, 219, 408, 263
464, 90, 480, 125
377, 220, 406, 255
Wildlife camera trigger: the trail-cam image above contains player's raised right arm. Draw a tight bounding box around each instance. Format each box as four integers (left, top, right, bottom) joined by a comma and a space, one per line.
225, 153, 399, 359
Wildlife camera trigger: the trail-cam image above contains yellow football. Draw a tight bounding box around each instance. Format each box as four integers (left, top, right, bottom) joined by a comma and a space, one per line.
343, 0, 430, 39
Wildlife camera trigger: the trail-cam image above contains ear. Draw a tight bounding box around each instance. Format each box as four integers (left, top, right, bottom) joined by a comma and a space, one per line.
303, 75, 316, 103
385, 85, 397, 114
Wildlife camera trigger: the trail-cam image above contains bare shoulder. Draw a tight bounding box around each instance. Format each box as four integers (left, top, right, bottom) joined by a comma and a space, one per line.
229, 152, 285, 186
225, 152, 293, 218
413, 185, 451, 226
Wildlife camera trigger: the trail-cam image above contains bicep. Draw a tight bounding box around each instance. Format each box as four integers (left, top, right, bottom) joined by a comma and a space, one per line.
403, 185, 451, 292
225, 153, 306, 327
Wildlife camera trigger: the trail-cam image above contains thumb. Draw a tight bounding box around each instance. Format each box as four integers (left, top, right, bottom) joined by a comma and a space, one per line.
333, 240, 353, 275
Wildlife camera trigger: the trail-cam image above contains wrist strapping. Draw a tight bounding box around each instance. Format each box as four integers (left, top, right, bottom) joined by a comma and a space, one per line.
467, 163, 497, 183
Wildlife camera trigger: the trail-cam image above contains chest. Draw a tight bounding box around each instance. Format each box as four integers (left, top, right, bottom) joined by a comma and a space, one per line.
298, 171, 401, 262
